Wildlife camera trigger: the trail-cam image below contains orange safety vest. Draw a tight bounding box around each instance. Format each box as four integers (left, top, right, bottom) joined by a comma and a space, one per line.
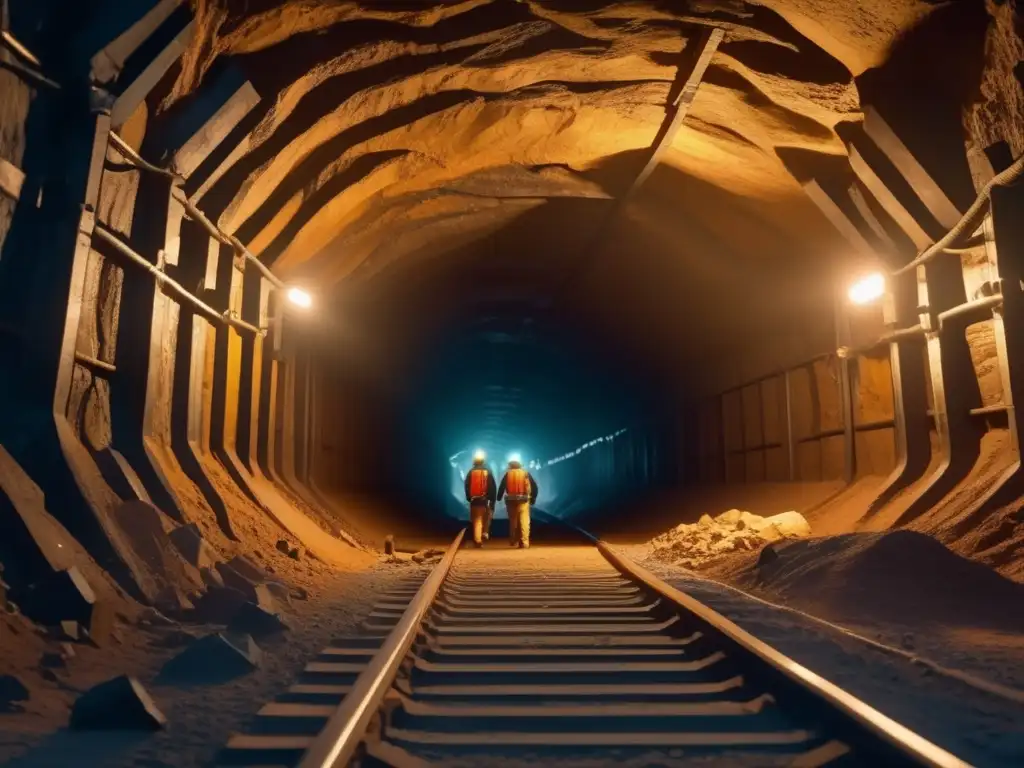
468, 468, 489, 499
505, 468, 530, 501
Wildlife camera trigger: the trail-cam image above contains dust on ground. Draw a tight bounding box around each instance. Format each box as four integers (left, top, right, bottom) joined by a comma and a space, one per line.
0, 560, 429, 767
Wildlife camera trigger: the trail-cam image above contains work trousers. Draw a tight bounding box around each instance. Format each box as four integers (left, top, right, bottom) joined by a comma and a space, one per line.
469, 504, 490, 546
506, 500, 531, 547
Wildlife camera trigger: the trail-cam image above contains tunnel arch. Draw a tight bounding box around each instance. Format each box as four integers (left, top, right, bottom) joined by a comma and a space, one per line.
0, 0, 1022, 606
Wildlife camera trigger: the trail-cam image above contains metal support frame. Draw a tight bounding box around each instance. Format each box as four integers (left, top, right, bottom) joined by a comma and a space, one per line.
945, 144, 1024, 533
846, 115, 982, 524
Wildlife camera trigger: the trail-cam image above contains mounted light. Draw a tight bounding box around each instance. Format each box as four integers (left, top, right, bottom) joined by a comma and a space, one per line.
473, 449, 486, 462
508, 452, 522, 464
287, 287, 312, 308
848, 272, 885, 305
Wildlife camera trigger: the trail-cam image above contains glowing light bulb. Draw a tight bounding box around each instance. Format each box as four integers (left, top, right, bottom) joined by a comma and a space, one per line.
848, 272, 885, 305
287, 287, 312, 308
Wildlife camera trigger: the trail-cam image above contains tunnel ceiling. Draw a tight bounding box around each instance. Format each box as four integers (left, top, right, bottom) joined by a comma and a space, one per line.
139, 0, 979, 449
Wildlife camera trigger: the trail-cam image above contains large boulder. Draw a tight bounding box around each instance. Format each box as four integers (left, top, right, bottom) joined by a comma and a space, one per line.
70, 676, 166, 730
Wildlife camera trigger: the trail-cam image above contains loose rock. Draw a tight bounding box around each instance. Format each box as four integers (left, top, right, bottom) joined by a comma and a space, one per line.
169, 524, 216, 570
0, 675, 29, 711
227, 601, 290, 638
200, 566, 224, 589
70, 676, 166, 730
264, 581, 292, 606
151, 628, 199, 649
648, 509, 811, 569
192, 585, 249, 623
40, 652, 66, 669
287, 548, 301, 560
276, 539, 291, 554
27, 567, 114, 646
158, 632, 262, 684
384, 535, 395, 555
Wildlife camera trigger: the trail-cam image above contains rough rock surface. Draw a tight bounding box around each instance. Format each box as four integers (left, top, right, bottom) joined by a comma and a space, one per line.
648, 508, 811, 569
147, 0, 1023, 381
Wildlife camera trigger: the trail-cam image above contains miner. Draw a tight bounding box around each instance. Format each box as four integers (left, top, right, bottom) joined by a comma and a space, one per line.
498, 456, 539, 549
464, 451, 497, 547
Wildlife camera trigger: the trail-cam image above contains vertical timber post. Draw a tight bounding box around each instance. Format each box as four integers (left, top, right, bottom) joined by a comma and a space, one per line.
784, 369, 796, 481
834, 278, 857, 484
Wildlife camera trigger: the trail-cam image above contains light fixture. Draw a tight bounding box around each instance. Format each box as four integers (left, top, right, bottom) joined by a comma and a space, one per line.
848, 272, 885, 305
473, 449, 486, 462
287, 286, 312, 308
508, 452, 522, 464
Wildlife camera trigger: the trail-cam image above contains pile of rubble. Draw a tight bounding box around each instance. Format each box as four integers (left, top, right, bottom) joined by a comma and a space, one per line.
647, 509, 811, 570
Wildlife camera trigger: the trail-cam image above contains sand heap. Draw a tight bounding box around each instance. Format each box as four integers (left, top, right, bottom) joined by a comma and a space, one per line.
648, 509, 811, 569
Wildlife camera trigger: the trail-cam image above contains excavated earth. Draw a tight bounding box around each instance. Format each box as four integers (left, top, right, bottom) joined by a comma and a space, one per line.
148, 0, 1023, 379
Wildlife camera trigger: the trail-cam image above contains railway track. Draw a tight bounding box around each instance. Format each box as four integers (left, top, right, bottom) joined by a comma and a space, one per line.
218, 526, 971, 767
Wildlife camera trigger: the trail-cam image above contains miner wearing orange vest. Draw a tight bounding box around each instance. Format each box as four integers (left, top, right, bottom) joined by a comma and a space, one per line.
498, 457, 538, 549
464, 452, 497, 547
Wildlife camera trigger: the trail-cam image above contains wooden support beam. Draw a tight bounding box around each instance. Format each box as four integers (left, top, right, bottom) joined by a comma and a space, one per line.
848, 144, 933, 251
555, 26, 723, 300
111, 15, 195, 127
784, 370, 796, 481
802, 178, 930, 507
862, 107, 963, 230
627, 26, 725, 195
943, 143, 1024, 533
850, 135, 981, 524
0, 157, 24, 200
833, 280, 857, 484
170, 70, 260, 179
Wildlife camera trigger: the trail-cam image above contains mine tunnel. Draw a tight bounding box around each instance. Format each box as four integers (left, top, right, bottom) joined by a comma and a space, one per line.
1, 1, 1023, 766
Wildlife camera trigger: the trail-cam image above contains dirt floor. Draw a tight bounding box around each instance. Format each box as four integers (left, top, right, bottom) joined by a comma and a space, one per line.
0, 558, 429, 768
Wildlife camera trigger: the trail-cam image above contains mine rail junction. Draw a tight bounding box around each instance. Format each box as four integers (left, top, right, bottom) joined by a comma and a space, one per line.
216, 521, 970, 768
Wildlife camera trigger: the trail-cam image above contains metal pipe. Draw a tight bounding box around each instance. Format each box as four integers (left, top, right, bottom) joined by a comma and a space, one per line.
93, 225, 261, 335
838, 324, 925, 359
104, 131, 284, 290
298, 529, 466, 768
74, 351, 116, 373
170, 187, 285, 289
937, 294, 1003, 328
0, 29, 41, 67
970, 403, 1010, 417
108, 132, 183, 182
893, 152, 1024, 277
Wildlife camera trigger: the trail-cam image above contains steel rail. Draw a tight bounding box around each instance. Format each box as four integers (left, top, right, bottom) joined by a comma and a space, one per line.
528, 511, 970, 767
595, 542, 970, 767
297, 529, 466, 768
